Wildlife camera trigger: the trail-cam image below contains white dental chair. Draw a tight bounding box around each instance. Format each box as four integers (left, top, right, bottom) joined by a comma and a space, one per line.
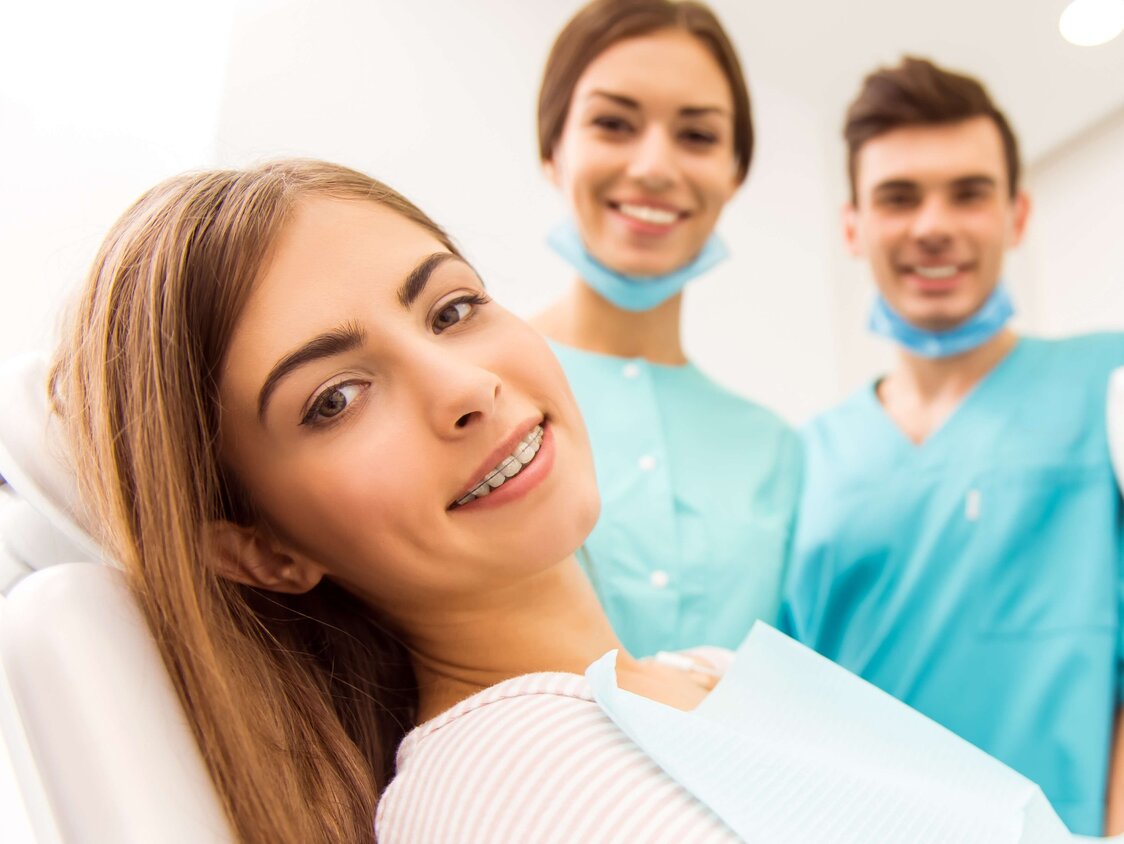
0, 352, 234, 842
0, 353, 101, 593
1110, 367, 1124, 494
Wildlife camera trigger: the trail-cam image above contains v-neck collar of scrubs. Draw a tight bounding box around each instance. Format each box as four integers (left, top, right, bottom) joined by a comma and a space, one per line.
864, 338, 1028, 453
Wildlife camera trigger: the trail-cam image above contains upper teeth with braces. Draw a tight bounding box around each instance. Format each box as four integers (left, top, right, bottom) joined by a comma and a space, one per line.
454, 425, 544, 507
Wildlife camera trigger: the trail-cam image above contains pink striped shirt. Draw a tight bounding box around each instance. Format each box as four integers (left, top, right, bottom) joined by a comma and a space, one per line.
375, 671, 739, 843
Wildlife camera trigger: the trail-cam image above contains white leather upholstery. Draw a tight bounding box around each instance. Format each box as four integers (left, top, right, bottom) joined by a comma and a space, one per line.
0, 563, 233, 843
0, 353, 103, 594
1110, 367, 1124, 495
0, 352, 233, 841
1, 593, 61, 844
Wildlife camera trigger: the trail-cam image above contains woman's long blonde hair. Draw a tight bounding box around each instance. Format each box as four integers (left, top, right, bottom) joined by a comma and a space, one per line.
51, 160, 461, 844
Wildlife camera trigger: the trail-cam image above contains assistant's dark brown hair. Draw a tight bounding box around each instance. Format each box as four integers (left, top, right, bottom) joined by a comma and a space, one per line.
538, 0, 753, 183
844, 55, 1021, 202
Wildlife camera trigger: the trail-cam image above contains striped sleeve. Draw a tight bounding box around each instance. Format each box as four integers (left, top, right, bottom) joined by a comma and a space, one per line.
376, 673, 737, 843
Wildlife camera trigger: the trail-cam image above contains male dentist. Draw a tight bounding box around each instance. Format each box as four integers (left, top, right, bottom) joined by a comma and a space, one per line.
782, 56, 1124, 835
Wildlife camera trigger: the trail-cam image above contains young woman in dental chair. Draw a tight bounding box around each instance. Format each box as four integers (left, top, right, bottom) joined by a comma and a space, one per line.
51, 159, 732, 843
52, 160, 1090, 844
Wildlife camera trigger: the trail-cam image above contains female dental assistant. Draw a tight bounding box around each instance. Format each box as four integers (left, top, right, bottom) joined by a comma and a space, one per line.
531, 0, 801, 657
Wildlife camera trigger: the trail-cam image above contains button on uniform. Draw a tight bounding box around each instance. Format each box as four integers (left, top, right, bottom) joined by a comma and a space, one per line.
638, 454, 657, 472
649, 570, 670, 589
622, 362, 641, 379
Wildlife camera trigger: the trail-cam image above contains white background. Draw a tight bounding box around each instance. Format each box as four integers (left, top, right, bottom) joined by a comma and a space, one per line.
2, 0, 1122, 423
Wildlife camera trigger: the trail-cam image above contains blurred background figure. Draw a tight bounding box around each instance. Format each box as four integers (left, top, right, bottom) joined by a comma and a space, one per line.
529, 0, 800, 656
781, 57, 1124, 836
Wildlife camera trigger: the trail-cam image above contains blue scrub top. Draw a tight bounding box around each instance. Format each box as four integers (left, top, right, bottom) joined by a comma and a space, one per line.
552, 342, 802, 658
782, 333, 1124, 835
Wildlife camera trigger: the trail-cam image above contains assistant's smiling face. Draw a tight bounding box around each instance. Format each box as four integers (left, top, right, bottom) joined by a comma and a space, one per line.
547, 29, 740, 277
218, 197, 598, 612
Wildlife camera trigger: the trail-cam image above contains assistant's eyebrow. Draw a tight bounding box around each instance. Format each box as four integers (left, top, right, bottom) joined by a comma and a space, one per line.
397, 252, 461, 309
257, 321, 366, 422
588, 90, 727, 117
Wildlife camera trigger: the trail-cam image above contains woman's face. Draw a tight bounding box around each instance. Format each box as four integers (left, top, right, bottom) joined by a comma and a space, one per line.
548, 29, 740, 277
218, 196, 599, 613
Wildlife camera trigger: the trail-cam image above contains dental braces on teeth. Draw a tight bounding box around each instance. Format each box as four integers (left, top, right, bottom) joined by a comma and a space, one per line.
454, 425, 545, 507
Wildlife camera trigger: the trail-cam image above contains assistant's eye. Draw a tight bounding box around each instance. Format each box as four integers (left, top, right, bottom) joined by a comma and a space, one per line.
302, 382, 365, 426
432, 293, 491, 334
680, 128, 718, 146
591, 115, 634, 135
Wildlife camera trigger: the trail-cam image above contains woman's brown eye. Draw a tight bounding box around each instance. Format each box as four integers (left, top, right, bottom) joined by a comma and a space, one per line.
303, 383, 363, 426
317, 389, 347, 418
434, 301, 472, 332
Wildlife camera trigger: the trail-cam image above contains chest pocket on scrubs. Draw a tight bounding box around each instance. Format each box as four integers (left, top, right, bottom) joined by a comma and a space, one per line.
974, 464, 1117, 636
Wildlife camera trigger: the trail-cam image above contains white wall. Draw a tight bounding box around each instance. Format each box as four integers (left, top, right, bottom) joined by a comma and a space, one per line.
1020, 105, 1124, 337
0, 1, 235, 361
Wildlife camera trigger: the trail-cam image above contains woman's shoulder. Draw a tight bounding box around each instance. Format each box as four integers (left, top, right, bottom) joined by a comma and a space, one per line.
376, 670, 736, 843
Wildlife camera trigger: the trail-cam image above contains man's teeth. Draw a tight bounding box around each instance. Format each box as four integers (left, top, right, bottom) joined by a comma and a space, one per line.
914, 265, 958, 280
618, 203, 678, 225
454, 425, 544, 507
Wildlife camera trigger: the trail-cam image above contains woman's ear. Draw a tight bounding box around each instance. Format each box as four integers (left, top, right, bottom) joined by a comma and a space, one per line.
205, 520, 324, 594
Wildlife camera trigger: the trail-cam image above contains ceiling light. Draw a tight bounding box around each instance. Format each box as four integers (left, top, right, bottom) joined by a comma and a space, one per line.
1059, 0, 1124, 46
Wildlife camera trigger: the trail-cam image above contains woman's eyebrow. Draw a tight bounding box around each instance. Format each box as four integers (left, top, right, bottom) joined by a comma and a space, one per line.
257, 321, 366, 422
398, 252, 458, 308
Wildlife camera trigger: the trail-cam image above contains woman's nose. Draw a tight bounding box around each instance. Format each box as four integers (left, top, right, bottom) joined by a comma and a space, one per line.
412, 343, 502, 436
625, 126, 677, 192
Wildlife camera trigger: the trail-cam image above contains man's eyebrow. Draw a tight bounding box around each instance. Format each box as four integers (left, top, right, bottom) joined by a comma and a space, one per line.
872, 179, 920, 194
398, 252, 458, 308
951, 175, 997, 190
257, 321, 366, 422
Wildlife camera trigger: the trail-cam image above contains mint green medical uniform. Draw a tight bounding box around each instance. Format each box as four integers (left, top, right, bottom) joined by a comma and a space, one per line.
781, 334, 1124, 835
553, 342, 802, 658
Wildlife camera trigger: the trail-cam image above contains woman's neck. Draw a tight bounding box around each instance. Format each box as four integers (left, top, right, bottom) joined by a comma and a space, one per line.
531, 279, 687, 365
402, 556, 633, 723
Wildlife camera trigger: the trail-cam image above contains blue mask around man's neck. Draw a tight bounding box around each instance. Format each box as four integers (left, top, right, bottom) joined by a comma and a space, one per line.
546, 218, 728, 313
868, 283, 1015, 359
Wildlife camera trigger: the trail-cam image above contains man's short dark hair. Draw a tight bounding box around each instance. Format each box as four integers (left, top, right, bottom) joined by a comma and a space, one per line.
844, 56, 1021, 202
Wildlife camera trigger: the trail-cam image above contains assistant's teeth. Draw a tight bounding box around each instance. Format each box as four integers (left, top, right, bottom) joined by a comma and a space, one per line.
453, 425, 545, 508
618, 203, 678, 225
914, 265, 958, 279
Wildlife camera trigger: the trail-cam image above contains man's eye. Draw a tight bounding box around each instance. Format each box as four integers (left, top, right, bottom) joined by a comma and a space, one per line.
432, 294, 490, 334
302, 382, 363, 426
955, 188, 987, 204
879, 193, 917, 208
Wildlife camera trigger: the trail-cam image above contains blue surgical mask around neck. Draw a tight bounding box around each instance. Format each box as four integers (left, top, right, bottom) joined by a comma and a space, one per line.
546, 218, 728, 313
867, 283, 1015, 359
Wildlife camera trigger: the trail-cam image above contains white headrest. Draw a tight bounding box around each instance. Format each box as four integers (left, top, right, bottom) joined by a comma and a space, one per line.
0, 563, 233, 842
1109, 367, 1124, 494
0, 353, 103, 585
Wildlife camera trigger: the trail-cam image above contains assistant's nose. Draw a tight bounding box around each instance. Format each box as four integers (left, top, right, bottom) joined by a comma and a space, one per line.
625, 125, 678, 192
411, 342, 502, 437
911, 194, 954, 253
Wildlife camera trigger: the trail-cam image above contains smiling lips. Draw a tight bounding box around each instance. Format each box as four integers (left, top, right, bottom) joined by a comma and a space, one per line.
451, 424, 545, 508
912, 264, 960, 280
608, 199, 687, 229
